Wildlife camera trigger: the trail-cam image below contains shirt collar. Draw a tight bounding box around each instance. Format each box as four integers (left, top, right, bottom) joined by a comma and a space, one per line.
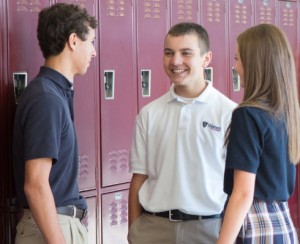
38, 66, 73, 91
167, 81, 213, 104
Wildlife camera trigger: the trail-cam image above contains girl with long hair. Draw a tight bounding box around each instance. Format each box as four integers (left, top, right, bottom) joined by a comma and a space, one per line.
217, 24, 300, 243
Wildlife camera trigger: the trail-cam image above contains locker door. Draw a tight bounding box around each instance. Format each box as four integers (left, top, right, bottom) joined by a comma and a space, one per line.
228, 0, 254, 103
8, 0, 50, 82
277, 1, 298, 90
100, 0, 135, 187
0, 0, 10, 242
254, 0, 276, 25
82, 195, 98, 244
289, 170, 300, 234
101, 190, 129, 244
200, 0, 228, 95
277, 1, 298, 53
170, 0, 200, 25
0, 212, 5, 244
55, 0, 99, 192
277, 1, 300, 232
136, 0, 170, 111
7, 2, 50, 244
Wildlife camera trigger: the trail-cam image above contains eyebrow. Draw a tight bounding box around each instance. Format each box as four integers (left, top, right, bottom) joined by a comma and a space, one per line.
164, 48, 194, 52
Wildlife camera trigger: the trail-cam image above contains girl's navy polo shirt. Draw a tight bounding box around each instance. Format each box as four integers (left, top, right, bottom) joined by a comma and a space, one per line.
224, 106, 295, 201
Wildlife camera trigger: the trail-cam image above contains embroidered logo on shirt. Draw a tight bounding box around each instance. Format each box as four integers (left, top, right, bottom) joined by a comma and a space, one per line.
202, 121, 221, 131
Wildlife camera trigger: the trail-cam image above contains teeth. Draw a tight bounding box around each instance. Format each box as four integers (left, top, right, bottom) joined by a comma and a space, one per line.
172, 69, 185, 73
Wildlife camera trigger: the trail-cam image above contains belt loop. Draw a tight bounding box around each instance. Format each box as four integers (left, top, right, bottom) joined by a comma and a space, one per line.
72, 205, 77, 218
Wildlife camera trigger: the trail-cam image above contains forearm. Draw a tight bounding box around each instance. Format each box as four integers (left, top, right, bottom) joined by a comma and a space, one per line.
217, 170, 255, 244
24, 158, 66, 244
25, 183, 66, 244
217, 192, 252, 244
128, 173, 148, 227
128, 188, 143, 227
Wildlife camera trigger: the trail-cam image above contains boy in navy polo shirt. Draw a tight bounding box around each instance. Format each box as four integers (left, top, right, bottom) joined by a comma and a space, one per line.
13, 3, 97, 244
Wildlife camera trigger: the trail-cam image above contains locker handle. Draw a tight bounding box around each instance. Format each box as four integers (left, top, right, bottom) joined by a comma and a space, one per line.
104, 70, 115, 100
204, 67, 213, 84
232, 67, 240, 92
141, 69, 151, 97
13, 72, 27, 104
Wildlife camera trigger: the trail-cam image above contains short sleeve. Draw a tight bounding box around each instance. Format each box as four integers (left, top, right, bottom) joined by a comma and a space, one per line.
129, 113, 148, 174
226, 107, 264, 173
23, 93, 65, 162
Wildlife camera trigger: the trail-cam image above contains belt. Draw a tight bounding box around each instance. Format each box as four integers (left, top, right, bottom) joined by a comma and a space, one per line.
144, 209, 221, 221
57, 206, 87, 220
23, 206, 87, 220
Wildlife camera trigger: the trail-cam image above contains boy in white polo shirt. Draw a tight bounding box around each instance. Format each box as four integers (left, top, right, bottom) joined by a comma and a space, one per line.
128, 22, 236, 244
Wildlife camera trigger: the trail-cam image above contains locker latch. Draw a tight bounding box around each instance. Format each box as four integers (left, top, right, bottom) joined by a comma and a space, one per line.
104, 70, 115, 100
13, 72, 27, 104
204, 67, 213, 84
232, 67, 240, 92
141, 69, 151, 97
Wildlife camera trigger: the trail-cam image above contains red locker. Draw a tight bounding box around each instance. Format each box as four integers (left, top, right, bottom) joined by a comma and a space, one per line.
254, 0, 276, 25
170, 0, 200, 25
101, 190, 129, 244
200, 0, 228, 96
82, 195, 98, 244
6, 2, 51, 231
0, 212, 5, 243
136, 0, 170, 111
0, 0, 10, 242
56, 0, 99, 192
228, 0, 254, 103
99, 0, 136, 187
277, 1, 298, 93
8, 0, 49, 82
277, 1, 298, 53
289, 170, 300, 234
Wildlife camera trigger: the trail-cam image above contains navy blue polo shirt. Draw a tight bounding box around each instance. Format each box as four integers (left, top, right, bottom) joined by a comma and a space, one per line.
224, 107, 295, 201
13, 66, 87, 210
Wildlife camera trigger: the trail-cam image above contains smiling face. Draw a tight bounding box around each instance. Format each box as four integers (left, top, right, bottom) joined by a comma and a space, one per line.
163, 34, 211, 97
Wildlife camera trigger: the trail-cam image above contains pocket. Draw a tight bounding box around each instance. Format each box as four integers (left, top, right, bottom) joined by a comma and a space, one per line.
76, 220, 88, 244
128, 214, 142, 233
16, 221, 40, 238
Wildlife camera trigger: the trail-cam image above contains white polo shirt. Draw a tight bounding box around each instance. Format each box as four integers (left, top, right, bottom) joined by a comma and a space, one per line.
130, 82, 237, 215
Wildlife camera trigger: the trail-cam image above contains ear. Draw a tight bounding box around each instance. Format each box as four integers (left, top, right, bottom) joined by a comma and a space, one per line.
202, 51, 212, 68
68, 33, 77, 50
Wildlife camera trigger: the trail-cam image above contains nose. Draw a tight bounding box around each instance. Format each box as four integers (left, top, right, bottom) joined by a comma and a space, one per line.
170, 53, 182, 65
92, 46, 97, 58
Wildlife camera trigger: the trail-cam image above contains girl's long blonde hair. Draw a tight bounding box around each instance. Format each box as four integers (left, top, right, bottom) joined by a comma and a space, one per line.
228, 24, 300, 164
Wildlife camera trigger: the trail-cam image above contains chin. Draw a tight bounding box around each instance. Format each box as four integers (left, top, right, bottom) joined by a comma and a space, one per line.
78, 69, 88, 76
172, 79, 186, 86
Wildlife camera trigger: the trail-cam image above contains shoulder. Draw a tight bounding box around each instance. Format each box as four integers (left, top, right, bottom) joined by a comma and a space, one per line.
20, 76, 64, 105
139, 92, 170, 114
233, 106, 269, 120
17, 78, 67, 120
209, 86, 237, 108
232, 107, 274, 134
202, 85, 237, 114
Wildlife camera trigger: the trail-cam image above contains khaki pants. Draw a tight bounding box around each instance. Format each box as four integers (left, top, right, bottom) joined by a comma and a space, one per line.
128, 213, 221, 244
15, 209, 88, 244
